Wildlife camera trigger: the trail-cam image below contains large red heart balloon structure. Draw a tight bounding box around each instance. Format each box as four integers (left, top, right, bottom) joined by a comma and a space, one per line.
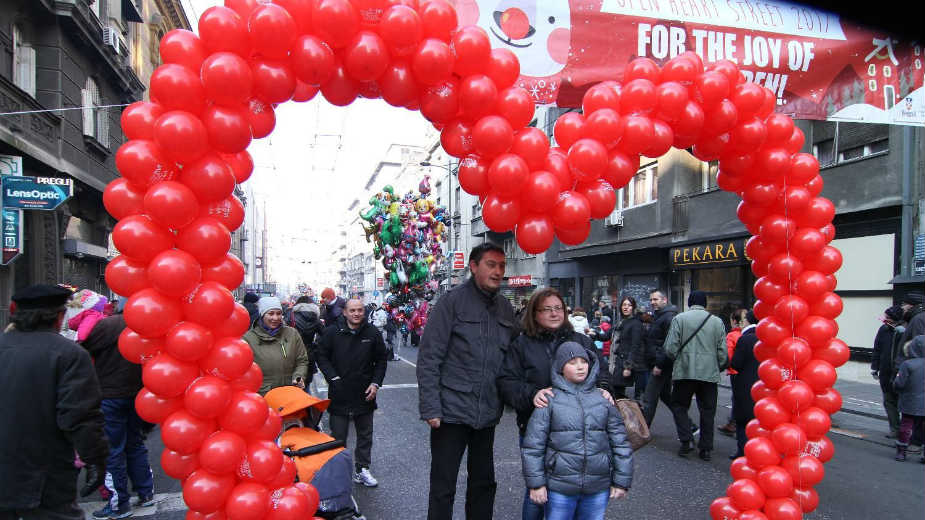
106, 1, 847, 518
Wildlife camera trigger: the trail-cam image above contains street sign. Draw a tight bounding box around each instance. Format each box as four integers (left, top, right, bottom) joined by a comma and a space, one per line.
0, 154, 23, 265
1, 176, 74, 210
452, 251, 465, 270
507, 275, 532, 287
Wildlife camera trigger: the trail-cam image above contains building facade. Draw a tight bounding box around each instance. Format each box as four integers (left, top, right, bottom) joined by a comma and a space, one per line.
0, 0, 190, 326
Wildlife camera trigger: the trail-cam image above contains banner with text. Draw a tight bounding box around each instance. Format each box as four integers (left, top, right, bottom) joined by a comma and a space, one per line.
454, 0, 924, 125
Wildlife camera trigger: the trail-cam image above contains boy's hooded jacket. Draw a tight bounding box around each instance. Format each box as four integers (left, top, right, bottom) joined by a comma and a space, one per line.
521, 342, 633, 495
894, 335, 924, 416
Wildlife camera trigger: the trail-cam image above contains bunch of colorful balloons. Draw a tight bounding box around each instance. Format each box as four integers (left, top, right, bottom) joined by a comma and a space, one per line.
360, 176, 445, 335
99, 0, 847, 517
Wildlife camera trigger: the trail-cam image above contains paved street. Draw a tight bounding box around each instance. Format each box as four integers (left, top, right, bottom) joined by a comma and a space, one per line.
79, 345, 924, 519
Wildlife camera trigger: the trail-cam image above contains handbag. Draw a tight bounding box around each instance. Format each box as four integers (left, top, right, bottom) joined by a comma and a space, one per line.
614, 398, 651, 451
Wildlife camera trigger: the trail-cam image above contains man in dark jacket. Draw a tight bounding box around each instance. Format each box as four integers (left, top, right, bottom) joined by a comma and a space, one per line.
243, 292, 260, 325
320, 288, 347, 328
872, 305, 905, 438
316, 299, 388, 488
641, 290, 679, 426
729, 310, 758, 459
291, 297, 324, 380
417, 243, 516, 520
83, 311, 154, 518
0, 285, 108, 520
898, 292, 924, 358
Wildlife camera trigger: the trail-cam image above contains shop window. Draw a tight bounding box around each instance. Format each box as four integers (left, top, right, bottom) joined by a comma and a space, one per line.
700, 160, 719, 192
82, 77, 110, 148
12, 24, 36, 97
616, 162, 658, 210
838, 139, 888, 162
813, 139, 835, 166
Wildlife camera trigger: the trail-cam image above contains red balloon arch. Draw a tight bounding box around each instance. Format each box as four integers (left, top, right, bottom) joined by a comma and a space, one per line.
104, 0, 848, 518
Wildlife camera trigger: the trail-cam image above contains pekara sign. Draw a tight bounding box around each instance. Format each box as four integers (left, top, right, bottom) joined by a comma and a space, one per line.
669, 238, 749, 268
453, 0, 924, 125
2, 176, 74, 210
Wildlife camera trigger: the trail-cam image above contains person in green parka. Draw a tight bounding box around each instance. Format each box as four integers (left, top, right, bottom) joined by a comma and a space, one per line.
243, 296, 309, 395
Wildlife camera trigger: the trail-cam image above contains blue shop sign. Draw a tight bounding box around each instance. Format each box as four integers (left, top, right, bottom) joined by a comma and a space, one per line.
1, 176, 74, 210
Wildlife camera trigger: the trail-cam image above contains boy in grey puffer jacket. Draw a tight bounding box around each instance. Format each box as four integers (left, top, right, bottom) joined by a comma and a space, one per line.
521, 342, 633, 519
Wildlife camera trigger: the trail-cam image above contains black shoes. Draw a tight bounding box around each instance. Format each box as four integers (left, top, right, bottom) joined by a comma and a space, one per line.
678, 442, 694, 457
699, 449, 712, 461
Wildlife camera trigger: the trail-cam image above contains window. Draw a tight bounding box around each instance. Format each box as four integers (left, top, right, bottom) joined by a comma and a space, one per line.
615, 163, 658, 210
838, 139, 888, 163
472, 202, 482, 218
813, 139, 835, 166
454, 186, 460, 215
701, 160, 719, 192
12, 25, 36, 97
90, 0, 103, 20
82, 78, 110, 148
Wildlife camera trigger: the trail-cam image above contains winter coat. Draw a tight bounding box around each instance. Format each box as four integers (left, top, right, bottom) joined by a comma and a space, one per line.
0, 329, 108, 510
68, 309, 106, 343
897, 307, 924, 367
315, 317, 388, 416
82, 314, 142, 399
615, 316, 646, 373
498, 329, 611, 434
291, 303, 323, 352
243, 323, 309, 395
894, 335, 924, 416
648, 304, 679, 370
521, 356, 633, 495
417, 278, 516, 429
568, 314, 590, 335
871, 323, 899, 379
664, 306, 728, 383
322, 297, 347, 327
725, 327, 742, 375
730, 327, 760, 424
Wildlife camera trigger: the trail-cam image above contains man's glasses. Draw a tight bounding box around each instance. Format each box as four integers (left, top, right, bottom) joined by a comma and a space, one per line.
538, 306, 564, 314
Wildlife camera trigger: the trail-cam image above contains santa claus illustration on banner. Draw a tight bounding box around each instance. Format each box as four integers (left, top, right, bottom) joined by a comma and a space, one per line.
456, 0, 572, 103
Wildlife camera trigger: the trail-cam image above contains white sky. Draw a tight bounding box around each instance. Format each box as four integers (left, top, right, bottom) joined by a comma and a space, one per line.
185, 0, 437, 293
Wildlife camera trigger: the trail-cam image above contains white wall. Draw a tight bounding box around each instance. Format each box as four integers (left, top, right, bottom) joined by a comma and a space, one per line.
829, 234, 895, 348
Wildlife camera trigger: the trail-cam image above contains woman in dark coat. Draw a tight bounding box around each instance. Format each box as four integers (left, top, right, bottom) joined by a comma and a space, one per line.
498, 287, 613, 520
610, 296, 646, 400
729, 309, 759, 459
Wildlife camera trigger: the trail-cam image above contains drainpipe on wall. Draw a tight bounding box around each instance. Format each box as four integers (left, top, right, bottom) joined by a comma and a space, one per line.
900, 126, 914, 279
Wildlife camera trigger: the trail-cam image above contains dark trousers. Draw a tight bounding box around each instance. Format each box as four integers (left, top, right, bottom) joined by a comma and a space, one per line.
735, 424, 748, 457
329, 412, 374, 470
671, 379, 719, 451
427, 423, 496, 520
643, 371, 674, 426
897, 414, 925, 446
880, 378, 901, 434
0, 502, 83, 520
632, 370, 649, 401
101, 398, 154, 508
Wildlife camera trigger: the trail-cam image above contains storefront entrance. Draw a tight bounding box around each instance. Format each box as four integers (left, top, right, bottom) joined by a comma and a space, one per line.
669, 238, 753, 326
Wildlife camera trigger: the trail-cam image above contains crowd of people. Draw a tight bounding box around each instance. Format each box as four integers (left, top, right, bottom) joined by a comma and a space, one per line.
2, 243, 923, 520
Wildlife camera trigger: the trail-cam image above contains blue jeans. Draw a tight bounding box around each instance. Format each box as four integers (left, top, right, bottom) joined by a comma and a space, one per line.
545, 490, 608, 520
101, 398, 154, 508
519, 433, 545, 520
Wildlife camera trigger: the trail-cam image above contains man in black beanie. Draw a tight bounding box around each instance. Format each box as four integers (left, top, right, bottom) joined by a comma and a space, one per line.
663, 291, 727, 461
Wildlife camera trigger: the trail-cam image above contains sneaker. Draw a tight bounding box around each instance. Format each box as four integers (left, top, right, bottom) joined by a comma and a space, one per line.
92, 504, 133, 519
691, 425, 701, 437
136, 494, 156, 507
353, 467, 378, 487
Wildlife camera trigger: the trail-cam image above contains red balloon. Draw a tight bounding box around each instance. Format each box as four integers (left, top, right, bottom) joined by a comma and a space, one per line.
810, 292, 842, 320
727, 478, 766, 512
545, 149, 572, 189
246, 99, 276, 139
584, 109, 623, 149
112, 215, 174, 264
813, 387, 842, 415
143, 352, 200, 398
121, 102, 165, 141
124, 288, 183, 338
220, 392, 270, 438
457, 155, 490, 196
555, 220, 591, 246
274, 0, 312, 33
487, 154, 528, 197
247, 407, 281, 441
319, 61, 359, 106
802, 436, 834, 463
181, 154, 236, 203
202, 105, 252, 154
160, 29, 207, 71
242, 440, 283, 482
746, 418, 771, 439
731, 457, 759, 481
420, 79, 460, 124
248, 4, 296, 59
162, 448, 200, 480
619, 115, 655, 155
788, 227, 825, 260
795, 406, 831, 440
150, 64, 206, 114
695, 70, 731, 107
552, 191, 591, 230
738, 511, 769, 520
787, 153, 819, 185
702, 99, 737, 137
582, 82, 620, 115
791, 487, 819, 513
515, 215, 555, 255
656, 81, 689, 121
251, 59, 296, 104
730, 117, 767, 154
710, 497, 740, 520
624, 57, 660, 82
412, 38, 453, 85
202, 254, 246, 291
620, 78, 657, 115
452, 26, 490, 77
642, 119, 673, 158
567, 139, 608, 182
781, 454, 825, 487
294, 483, 320, 516
103, 178, 146, 220
199, 430, 247, 475
795, 197, 835, 229
162, 409, 217, 454
758, 359, 792, 390
578, 179, 617, 219
136, 387, 183, 423
772, 295, 809, 329
184, 469, 236, 514
481, 193, 521, 232
379, 5, 422, 57
213, 304, 252, 338
602, 149, 636, 189
148, 249, 202, 298
754, 397, 791, 430
119, 328, 162, 364
756, 317, 791, 348
292, 35, 336, 86
344, 31, 389, 82
313, 0, 360, 48
522, 171, 562, 213
743, 183, 780, 207
750, 380, 776, 402
757, 465, 794, 499
177, 218, 233, 268
225, 483, 270, 520
166, 322, 215, 362
495, 87, 533, 129
268, 457, 298, 489
753, 276, 786, 303
766, 254, 803, 286
200, 196, 246, 233
795, 317, 837, 348
486, 48, 519, 90
418, 0, 456, 41
814, 338, 849, 368
753, 340, 779, 363
202, 52, 253, 107
472, 115, 514, 157
804, 245, 842, 275
776, 338, 812, 369
201, 338, 255, 382
199, 6, 249, 56
223, 151, 254, 185
770, 422, 808, 456
672, 101, 705, 144
184, 281, 236, 326
267, 485, 309, 519
745, 437, 781, 470
291, 81, 319, 102
379, 61, 418, 107
553, 112, 586, 151
144, 181, 200, 230
106, 255, 149, 298
511, 128, 550, 170
805, 174, 824, 197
